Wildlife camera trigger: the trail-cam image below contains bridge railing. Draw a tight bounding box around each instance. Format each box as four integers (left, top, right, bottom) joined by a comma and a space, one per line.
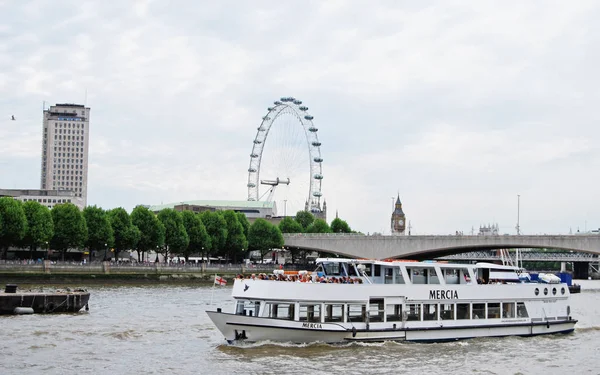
439, 251, 600, 262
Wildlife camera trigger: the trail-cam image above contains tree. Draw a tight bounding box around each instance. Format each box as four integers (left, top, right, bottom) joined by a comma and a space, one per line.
83, 206, 114, 261
331, 217, 352, 233
279, 217, 303, 233
306, 218, 332, 233
222, 210, 248, 263
181, 210, 211, 261
236, 212, 250, 239
157, 209, 189, 261
248, 218, 283, 262
51, 203, 88, 261
131, 205, 165, 262
108, 207, 139, 262
278, 216, 303, 264
0, 197, 27, 260
21, 201, 54, 260
199, 211, 227, 259
294, 210, 314, 231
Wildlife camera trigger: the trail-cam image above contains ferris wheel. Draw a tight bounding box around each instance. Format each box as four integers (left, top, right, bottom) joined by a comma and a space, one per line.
247, 97, 323, 216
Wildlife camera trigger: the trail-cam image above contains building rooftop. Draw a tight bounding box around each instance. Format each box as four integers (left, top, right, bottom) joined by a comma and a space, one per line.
148, 200, 275, 212
0, 188, 77, 197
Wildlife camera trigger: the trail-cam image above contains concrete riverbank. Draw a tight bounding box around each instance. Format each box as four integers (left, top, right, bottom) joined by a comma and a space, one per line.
0, 261, 276, 284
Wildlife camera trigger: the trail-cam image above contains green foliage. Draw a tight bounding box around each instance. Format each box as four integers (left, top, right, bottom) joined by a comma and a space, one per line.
181, 210, 211, 260
306, 218, 332, 233
84, 206, 114, 260
236, 212, 250, 239
51, 203, 88, 261
294, 210, 314, 231
222, 210, 248, 262
157, 209, 189, 260
21, 201, 54, 257
108, 207, 139, 261
199, 211, 227, 256
131, 205, 165, 261
330, 217, 352, 233
0, 197, 28, 259
279, 217, 303, 233
248, 218, 283, 261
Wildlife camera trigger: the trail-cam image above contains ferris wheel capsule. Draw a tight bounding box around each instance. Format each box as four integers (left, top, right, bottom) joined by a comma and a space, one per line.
312, 141, 321, 147
274, 101, 282, 105
304, 115, 314, 120
309, 126, 318, 132
293, 100, 302, 105
314, 157, 323, 162
299, 106, 308, 111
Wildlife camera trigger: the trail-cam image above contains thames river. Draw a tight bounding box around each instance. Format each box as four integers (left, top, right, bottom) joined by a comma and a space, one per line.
1, 280, 599, 375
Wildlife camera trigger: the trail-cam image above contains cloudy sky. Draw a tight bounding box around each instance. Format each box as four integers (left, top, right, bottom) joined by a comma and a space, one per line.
1, 0, 598, 235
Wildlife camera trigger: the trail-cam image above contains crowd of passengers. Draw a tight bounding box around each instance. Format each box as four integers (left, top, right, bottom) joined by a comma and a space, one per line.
236, 273, 364, 283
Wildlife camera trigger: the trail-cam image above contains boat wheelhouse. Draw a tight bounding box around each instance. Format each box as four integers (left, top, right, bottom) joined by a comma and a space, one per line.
206, 258, 577, 344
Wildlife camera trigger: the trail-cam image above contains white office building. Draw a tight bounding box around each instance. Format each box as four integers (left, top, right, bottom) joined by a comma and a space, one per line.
40, 103, 90, 206
0, 189, 84, 210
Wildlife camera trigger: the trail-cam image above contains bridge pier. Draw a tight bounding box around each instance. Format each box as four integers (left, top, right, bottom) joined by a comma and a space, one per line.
574, 262, 589, 280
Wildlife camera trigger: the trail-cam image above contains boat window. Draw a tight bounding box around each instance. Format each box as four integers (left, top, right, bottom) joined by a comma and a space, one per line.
346, 264, 358, 277
374, 265, 381, 277
324, 304, 344, 322
236, 300, 260, 317
472, 303, 485, 319
384, 268, 394, 284
386, 304, 403, 322
487, 303, 501, 319
428, 268, 440, 285
502, 302, 515, 318
262, 302, 294, 320
423, 303, 438, 321
369, 298, 385, 322
444, 268, 460, 284
299, 304, 321, 323
347, 304, 366, 322
516, 302, 529, 318
406, 304, 421, 321
323, 262, 342, 276
441, 303, 454, 320
407, 268, 426, 284
456, 303, 470, 319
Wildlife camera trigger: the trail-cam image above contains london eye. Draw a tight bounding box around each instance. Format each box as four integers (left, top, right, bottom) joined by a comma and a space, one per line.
247, 97, 323, 217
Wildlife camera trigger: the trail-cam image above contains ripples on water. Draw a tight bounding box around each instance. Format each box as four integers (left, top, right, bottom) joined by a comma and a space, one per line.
1, 281, 599, 375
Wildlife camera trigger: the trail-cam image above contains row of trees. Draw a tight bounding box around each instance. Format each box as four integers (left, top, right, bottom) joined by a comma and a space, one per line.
0, 197, 354, 263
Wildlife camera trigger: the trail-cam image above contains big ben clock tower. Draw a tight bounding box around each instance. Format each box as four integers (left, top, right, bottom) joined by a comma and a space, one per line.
391, 194, 406, 235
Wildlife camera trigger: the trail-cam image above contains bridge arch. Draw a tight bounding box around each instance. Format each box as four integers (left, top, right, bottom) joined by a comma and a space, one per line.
283, 234, 600, 260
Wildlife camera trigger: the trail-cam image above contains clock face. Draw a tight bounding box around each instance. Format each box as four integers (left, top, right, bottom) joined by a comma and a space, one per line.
398, 219, 404, 226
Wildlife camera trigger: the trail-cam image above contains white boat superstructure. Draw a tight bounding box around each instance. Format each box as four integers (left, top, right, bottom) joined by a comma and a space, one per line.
206, 258, 577, 344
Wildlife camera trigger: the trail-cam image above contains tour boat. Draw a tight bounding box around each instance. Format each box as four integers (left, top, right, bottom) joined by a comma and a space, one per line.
206, 258, 577, 344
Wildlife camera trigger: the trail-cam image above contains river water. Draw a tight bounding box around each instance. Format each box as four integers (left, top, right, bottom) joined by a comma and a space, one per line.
1, 280, 599, 375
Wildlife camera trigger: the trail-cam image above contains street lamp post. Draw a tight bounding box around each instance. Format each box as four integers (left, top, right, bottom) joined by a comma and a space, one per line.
516, 194, 521, 235
284, 200, 287, 217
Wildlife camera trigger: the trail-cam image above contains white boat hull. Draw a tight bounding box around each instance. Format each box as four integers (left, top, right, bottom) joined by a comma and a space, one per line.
207, 311, 576, 344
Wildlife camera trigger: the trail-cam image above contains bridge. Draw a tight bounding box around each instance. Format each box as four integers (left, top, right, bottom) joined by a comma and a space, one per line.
438, 251, 600, 262
282, 234, 600, 260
